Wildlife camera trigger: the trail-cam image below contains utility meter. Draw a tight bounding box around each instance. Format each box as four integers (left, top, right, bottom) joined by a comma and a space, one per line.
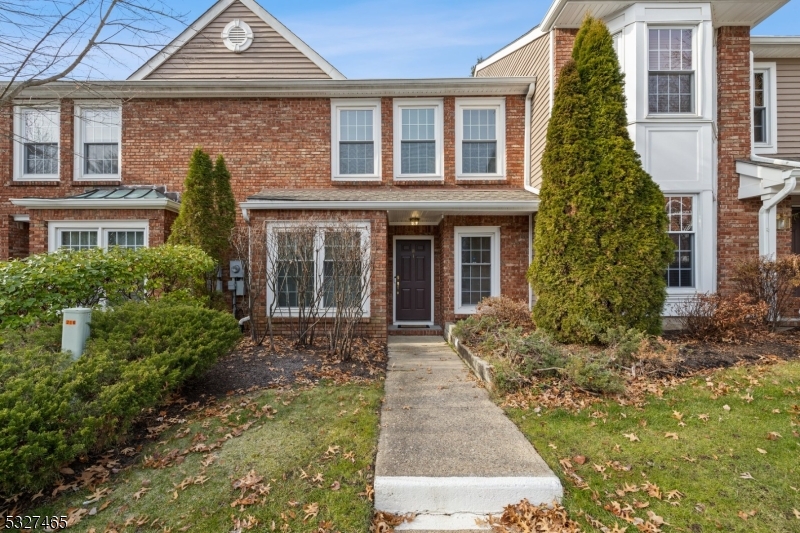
228, 260, 245, 296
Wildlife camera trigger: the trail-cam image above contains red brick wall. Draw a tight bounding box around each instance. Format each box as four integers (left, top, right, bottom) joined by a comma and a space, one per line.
27, 209, 173, 255
554, 28, 579, 77
440, 215, 530, 325
716, 27, 759, 293
245, 210, 388, 340
8, 219, 29, 259
2, 95, 527, 259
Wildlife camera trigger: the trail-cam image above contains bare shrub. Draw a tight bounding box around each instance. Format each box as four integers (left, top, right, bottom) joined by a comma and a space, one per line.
475, 296, 532, 329
675, 293, 768, 342
732, 255, 800, 330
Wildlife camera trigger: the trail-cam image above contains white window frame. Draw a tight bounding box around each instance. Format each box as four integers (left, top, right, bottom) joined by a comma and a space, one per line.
646, 26, 697, 117
331, 99, 382, 181
753, 62, 778, 154
266, 221, 371, 317
13, 105, 60, 181
454, 226, 501, 315
393, 98, 444, 181
455, 98, 506, 180
664, 195, 696, 292
48, 220, 148, 252
74, 102, 122, 182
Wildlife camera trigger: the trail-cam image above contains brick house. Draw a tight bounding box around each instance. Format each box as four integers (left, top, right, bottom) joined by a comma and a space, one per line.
2, 0, 799, 337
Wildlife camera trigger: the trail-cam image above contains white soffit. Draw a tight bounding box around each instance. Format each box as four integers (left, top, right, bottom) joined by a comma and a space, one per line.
540, 0, 790, 30
752, 37, 800, 59
128, 0, 345, 81
10, 198, 181, 213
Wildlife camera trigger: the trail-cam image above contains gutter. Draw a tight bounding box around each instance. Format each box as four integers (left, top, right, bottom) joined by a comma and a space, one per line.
239, 200, 540, 212
10, 198, 181, 213
523, 82, 540, 195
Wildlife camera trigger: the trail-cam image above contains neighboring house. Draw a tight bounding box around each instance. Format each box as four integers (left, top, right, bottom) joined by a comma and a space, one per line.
475, 0, 800, 315
1, 0, 798, 337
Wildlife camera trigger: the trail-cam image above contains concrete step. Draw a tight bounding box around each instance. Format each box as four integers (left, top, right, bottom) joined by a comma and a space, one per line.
374, 338, 562, 524
388, 326, 444, 336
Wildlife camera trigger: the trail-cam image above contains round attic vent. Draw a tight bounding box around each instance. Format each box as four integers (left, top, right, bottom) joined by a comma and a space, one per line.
221, 19, 254, 52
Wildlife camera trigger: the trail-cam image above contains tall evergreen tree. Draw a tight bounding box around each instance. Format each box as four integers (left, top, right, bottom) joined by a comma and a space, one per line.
528, 16, 673, 344
212, 154, 237, 261
168, 148, 219, 261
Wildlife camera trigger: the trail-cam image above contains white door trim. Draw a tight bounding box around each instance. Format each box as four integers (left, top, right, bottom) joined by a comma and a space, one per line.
392, 235, 435, 326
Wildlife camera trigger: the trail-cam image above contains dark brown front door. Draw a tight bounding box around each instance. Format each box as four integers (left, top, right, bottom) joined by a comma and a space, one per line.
793, 208, 800, 254
395, 239, 432, 322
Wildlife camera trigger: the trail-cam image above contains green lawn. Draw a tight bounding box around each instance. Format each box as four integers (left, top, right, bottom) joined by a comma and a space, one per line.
505, 361, 800, 532
29, 382, 383, 532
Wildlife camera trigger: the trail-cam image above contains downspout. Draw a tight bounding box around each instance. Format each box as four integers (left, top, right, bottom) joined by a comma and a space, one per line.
523, 81, 538, 194
523, 82, 537, 310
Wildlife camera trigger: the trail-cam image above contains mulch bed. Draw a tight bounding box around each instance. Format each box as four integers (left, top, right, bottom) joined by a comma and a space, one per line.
664, 329, 800, 375
182, 335, 388, 400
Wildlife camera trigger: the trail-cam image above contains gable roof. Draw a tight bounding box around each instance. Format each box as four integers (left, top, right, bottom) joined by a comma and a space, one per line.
128, 0, 344, 81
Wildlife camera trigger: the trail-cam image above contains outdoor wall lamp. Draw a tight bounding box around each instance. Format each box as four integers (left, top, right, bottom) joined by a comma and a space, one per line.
410, 216, 420, 226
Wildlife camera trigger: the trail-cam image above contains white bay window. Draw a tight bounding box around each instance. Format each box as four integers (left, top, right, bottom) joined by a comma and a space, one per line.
49, 221, 148, 252
648, 28, 694, 114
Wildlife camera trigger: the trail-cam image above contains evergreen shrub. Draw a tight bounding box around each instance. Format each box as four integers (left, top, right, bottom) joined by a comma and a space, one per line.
528, 16, 673, 344
0, 301, 240, 495
0, 245, 214, 329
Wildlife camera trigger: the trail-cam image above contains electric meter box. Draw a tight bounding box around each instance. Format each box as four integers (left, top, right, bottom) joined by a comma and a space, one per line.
62, 308, 92, 359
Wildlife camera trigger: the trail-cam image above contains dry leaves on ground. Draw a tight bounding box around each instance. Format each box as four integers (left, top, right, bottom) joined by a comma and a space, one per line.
487, 500, 582, 533
370, 511, 415, 533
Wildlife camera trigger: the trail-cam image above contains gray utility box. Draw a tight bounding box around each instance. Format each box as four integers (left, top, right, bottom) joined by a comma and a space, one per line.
62, 308, 92, 359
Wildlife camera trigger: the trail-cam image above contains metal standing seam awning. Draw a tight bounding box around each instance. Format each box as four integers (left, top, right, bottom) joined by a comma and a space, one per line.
239, 188, 540, 225
10, 187, 181, 213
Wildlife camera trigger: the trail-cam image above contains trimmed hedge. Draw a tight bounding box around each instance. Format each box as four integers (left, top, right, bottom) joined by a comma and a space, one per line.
0, 301, 240, 495
0, 245, 215, 329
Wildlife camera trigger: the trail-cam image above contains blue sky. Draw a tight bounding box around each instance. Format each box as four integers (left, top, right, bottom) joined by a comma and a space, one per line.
132, 0, 800, 79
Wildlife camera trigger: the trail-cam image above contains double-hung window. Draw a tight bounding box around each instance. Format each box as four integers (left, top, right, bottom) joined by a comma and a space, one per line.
269, 223, 371, 315
49, 221, 148, 252
454, 226, 501, 314
665, 196, 694, 288
456, 99, 505, 179
14, 107, 59, 180
648, 29, 694, 114
76, 105, 121, 180
394, 99, 443, 180
331, 100, 381, 180
753, 63, 778, 153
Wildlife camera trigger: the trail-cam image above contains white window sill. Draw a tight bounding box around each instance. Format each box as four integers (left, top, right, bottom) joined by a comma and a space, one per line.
456, 175, 505, 181
394, 175, 443, 181
753, 144, 777, 155
455, 306, 478, 315
13, 175, 60, 182
645, 113, 700, 120
332, 175, 381, 182
75, 175, 121, 182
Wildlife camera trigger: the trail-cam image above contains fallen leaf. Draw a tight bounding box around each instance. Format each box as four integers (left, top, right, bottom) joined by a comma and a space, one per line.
573, 455, 587, 465
740, 472, 755, 480
757, 448, 767, 455
133, 487, 150, 500
60, 467, 75, 475
623, 433, 640, 442
767, 432, 782, 440
303, 502, 319, 521
330, 481, 340, 491
664, 432, 679, 440
793, 508, 800, 520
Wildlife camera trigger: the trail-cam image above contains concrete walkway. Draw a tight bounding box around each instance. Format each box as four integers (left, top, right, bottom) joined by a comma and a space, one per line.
374, 337, 562, 530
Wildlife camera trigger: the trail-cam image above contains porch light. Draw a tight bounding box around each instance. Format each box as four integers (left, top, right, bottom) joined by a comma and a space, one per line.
777, 213, 791, 230
410, 216, 420, 226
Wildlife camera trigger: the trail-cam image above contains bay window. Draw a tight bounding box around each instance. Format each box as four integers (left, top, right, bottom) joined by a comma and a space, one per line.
665, 196, 695, 288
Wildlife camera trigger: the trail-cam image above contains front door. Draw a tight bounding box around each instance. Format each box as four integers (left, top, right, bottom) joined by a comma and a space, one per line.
395, 239, 432, 322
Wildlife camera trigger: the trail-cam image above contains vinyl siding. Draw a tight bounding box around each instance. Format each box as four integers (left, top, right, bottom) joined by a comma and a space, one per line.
146, 0, 330, 80
774, 58, 800, 157
475, 35, 551, 189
